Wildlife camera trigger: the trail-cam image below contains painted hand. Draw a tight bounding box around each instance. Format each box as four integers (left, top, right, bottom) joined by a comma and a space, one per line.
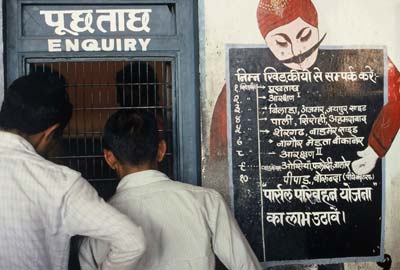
351, 146, 379, 175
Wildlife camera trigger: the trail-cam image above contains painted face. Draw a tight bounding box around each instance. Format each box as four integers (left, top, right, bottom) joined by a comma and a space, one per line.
265, 17, 320, 70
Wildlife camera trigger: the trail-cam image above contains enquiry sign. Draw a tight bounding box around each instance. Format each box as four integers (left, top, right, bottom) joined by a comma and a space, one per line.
40, 9, 153, 52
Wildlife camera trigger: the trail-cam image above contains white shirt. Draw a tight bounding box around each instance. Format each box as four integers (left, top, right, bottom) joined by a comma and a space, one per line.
0, 131, 146, 270
79, 170, 262, 270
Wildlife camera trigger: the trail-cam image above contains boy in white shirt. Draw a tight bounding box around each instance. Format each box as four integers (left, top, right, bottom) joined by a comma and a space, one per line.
79, 109, 262, 270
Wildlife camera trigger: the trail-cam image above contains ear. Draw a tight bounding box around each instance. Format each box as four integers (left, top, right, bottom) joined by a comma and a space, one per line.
157, 139, 167, 162
32, 123, 60, 154
43, 123, 60, 143
103, 149, 118, 170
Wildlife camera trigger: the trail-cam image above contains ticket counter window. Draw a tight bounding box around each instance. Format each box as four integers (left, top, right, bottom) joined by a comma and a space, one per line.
6, 0, 199, 199
28, 61, 174, 199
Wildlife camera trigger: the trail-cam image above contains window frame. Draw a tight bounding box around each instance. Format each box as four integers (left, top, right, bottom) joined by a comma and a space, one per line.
5, 0, 200, 185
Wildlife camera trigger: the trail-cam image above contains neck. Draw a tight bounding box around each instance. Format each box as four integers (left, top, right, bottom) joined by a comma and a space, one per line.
118, 162, 158, 179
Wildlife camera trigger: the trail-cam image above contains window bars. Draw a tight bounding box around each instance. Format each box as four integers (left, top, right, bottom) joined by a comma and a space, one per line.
29, 61, 174, 186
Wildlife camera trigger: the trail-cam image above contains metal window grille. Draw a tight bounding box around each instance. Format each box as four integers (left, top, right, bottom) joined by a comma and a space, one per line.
28, 60, 174, 198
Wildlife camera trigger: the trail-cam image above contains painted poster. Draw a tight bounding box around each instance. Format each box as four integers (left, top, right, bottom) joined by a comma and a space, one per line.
227, 46, 385, 265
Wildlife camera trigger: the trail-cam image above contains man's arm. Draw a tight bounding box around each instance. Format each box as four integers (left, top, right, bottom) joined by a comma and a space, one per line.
368, 101, 400, 158
352, 58, 400, 175
79, 237, 111, 270
62, 177, 146, 270
204, 190, 262, 270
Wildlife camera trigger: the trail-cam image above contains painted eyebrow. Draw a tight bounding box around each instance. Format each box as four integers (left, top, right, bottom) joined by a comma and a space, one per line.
273, 33, 291, 44
296, 27, 310, 39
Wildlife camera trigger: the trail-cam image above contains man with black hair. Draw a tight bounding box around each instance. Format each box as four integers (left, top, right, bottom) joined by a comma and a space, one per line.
79, 109, 261, 270
116, 62, 158, 108
0, 72, 146, 270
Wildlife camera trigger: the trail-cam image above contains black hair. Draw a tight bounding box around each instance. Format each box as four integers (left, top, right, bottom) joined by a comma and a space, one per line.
103, 109, 159, 166
115, 62, 158, 107
0, 71, 73, 137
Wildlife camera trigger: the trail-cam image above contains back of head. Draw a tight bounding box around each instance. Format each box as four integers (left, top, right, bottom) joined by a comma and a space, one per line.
103, 109, 159, 166
0, 71, 73, 136
115, 62, 158, 107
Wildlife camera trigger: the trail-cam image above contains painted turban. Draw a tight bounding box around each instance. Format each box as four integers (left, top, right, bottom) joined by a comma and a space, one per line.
257, 0, 318, 38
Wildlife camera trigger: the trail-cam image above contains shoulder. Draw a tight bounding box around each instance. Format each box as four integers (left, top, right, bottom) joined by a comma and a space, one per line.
36, 154, 80, 177
25, 153, 83, 188
3, 151, 89, 207
164, 180, 225, 204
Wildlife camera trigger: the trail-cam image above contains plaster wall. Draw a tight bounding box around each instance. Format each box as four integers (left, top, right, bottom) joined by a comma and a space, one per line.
0, 0, 4, 105
199, 0, 400, 269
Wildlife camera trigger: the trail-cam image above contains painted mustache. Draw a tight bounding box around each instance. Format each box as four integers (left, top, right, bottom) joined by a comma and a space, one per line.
281, 33, 327, 65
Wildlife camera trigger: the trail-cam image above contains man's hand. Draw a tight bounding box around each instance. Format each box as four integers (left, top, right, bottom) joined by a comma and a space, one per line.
351, 146, 379, 175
